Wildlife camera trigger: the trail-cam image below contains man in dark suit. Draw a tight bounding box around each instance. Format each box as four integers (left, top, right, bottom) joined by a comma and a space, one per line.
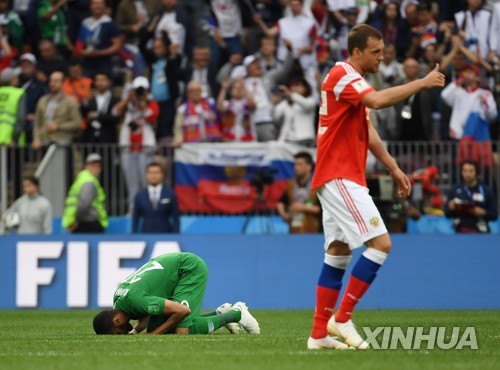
182, 45, 219, 99
396, 58, 436, 141
81, 71, 120, 144
80, 71, 121, 212
132, 161, 180, 233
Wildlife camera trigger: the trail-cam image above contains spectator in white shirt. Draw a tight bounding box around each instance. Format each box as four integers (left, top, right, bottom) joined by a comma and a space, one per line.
441, 64, 497, 139
242, 48, 294, 142
217, 78, 257, 142
253, 0, 319, 98
209, 0, 243, 68
147, 0, 192, 57
488, 1, 500, 61
274, 76, 316, 147
454, 0, 492, 60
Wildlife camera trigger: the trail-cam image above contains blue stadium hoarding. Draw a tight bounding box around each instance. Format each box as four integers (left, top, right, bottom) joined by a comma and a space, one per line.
0, 234, 499, 309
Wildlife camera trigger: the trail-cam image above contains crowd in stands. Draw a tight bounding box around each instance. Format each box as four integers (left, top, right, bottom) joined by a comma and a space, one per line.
1, 0, 500, 234
0, 0, 498, 148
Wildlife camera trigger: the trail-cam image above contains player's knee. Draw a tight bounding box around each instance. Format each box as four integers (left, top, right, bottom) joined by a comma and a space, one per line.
375, 243, 392, 254
365, 234, 392, 254
327, 241, 351, 256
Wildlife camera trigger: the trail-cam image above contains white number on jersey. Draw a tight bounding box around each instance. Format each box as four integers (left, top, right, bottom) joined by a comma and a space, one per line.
319, 90, 328, 115
123, 261, 164, 284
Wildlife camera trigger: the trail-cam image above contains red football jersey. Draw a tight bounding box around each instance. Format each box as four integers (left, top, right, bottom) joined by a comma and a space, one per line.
311, 62, 375, 189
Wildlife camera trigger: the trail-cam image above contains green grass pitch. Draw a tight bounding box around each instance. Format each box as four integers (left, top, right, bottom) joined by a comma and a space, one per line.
0, 310, 499, 370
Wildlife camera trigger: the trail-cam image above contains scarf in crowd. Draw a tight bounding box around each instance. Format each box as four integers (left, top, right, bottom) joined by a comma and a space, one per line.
182, 98, 221, 142
221, 98, 254, 142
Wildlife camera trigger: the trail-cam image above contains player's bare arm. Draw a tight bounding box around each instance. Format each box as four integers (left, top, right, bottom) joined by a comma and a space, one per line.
368, 121, 411, 198
131, 316, 150, 334
147, 300, 191, 335
361, 64, 445, 109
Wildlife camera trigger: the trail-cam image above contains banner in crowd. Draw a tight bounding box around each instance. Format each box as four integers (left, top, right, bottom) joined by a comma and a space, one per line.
174, 143, 313, 213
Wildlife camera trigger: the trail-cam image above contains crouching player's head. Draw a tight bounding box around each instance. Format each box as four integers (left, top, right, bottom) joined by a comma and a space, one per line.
93, 309, 133, 335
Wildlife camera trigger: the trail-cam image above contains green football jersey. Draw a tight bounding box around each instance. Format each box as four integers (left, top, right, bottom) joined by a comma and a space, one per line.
113, 252, 207, 320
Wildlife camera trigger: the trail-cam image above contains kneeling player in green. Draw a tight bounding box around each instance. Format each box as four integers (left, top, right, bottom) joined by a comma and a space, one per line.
93, 252, 260, 335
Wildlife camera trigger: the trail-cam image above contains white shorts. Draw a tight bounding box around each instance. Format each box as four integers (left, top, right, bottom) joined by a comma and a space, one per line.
318, 178, 388, 250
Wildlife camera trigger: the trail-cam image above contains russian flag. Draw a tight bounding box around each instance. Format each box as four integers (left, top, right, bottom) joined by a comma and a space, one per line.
174, 143, 312, 214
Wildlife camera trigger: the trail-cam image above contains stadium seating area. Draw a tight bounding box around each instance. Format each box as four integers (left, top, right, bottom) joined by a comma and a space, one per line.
1, 0, 500, 233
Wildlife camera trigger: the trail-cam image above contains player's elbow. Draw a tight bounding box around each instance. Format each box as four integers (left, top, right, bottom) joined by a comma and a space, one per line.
370, 100, 386, 110
370, 96, 390, 110
362, 92, 385, 110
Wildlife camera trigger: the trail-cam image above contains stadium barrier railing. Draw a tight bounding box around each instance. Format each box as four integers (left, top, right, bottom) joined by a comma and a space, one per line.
0, 141, 498, 219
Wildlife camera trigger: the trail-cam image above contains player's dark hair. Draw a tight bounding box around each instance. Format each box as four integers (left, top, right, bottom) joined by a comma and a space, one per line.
294, 152, 313, 166
93, 309, 118, 335
147, 161, 165, 173
347, 24, 383, 55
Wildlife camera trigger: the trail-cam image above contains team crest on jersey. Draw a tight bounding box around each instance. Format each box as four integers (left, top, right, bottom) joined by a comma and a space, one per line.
370, 217, 380, 228
148, 304, 161, 314
352, 79, 371, 93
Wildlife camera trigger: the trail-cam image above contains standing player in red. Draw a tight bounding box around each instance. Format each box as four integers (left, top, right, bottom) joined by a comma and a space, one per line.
307, 24, 445, 350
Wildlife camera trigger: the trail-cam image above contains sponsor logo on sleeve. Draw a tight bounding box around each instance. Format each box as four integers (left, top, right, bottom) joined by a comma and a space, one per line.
352, 79, 371, 93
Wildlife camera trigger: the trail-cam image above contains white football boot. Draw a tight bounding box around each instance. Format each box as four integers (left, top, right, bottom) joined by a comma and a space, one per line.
307, 336, 350, 350
327, 317, 369, 350
216, 303, 240, 334
232, 302, 261, 334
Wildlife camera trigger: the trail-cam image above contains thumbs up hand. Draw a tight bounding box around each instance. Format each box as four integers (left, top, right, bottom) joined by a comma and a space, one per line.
422, 63, 446, 89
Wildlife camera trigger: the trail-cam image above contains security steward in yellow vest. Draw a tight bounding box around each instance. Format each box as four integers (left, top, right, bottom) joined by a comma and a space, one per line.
0, 67, 26, 145
62, 153, 109, 233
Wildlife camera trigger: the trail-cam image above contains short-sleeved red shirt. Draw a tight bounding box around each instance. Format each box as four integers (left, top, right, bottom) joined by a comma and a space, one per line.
312, 62, 375, 189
